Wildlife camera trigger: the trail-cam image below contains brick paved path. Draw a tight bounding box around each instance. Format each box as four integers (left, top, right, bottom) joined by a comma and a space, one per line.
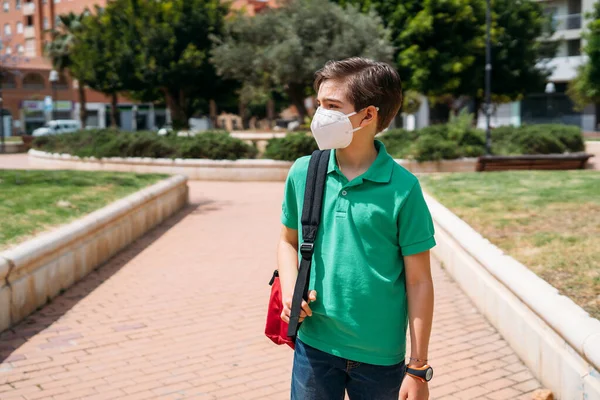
0, 181, 542, 399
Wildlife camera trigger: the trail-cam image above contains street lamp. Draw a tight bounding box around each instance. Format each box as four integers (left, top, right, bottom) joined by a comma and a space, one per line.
49, 69, 59, 121
484, 0, 492, 155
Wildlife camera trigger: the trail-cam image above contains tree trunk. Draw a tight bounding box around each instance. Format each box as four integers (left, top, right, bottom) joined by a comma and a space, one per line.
163, 88, 188, 130
209, 99, 217, 129
266, 98, 275, 130
286, 84, 308, 123
473, 97, 482, 126
596, 102, 600, 132
110, 93, 119, 128
78, 84, 87, 128
238, 100, 248, 130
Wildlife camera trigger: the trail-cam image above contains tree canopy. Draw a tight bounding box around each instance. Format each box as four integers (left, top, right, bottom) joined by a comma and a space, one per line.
211, 0, 394, 121
568, 2, 600, 111
331, 0, 555, 119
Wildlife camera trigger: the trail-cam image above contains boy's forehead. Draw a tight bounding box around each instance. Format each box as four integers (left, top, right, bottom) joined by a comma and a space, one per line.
317, 79, 350, 103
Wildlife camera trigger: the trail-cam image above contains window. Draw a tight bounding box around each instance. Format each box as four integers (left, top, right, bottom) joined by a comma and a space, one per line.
567, 39, 581, 56
43, 17, 48, 30
55, 16, 60, 27
4, 23, 11, 35
26, 15, 32, 26
3, 1, 9, 12
16, 21, 22, 33
25, 37, 34, 56
5, 46, 11, 55
15, 0, 20, 10
17, 44, 23, 54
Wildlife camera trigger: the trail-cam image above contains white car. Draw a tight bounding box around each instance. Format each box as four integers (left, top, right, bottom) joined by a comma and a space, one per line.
32, 120, 82, 136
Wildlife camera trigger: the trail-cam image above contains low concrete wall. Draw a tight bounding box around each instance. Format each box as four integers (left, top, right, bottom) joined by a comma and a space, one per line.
425, 193, 600, 400
1, 142, 26, 154
396, 158, 477, 173
586, 142, 600, 170
29, 149, 292, 181
0, 175, 189, 333
29, 150, 477, 180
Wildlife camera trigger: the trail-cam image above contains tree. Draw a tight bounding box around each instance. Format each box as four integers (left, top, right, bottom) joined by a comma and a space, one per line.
331, 0, 556, 122
70, 3, 142, 128
568, 2, 600, 117
211, 0, 394, 122
45, 11, 90, 127
130, 0, 230, 129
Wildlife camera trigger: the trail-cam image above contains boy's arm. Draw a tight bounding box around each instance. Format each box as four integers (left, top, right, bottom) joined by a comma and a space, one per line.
278, 225, 299, 300
277, 225, 316, 323
404, 250, 434, 367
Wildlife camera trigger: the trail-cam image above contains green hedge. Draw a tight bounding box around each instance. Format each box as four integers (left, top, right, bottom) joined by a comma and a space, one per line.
380, 122, 585, 161
33, 129, 258, 160
263, 132, 318, 161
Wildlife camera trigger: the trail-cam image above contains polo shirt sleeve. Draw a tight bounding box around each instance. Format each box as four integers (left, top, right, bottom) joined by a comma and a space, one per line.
281, 163, 299, 230
398, 181, 436, 256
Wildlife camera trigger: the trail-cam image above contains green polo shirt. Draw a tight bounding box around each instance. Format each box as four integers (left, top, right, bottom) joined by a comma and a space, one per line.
281, 140, 435, 366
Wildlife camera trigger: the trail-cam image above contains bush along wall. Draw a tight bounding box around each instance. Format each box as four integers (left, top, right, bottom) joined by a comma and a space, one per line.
379, 123, 585, 162
263, 132, 319, 161
33, 129, 258, 160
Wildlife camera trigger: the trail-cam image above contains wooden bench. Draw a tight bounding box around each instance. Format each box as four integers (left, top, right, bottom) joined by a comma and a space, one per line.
476, 153, 594, 171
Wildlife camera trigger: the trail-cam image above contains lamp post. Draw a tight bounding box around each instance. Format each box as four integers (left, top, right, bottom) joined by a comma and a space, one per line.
484, 0, 492, 155
49, 69, 58, 121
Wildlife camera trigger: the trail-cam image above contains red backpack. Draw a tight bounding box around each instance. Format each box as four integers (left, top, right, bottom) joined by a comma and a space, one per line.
265, 150, 331, 349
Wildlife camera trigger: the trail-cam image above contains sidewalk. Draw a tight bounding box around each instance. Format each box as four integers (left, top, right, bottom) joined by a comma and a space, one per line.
0, 182, 542, 399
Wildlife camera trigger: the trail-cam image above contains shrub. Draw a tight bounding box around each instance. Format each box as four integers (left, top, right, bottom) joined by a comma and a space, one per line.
33, 129, 257, 160
264, 132, 318, 161
414, 135, 460, 162
378, 129, 416, 159
491, 124, 582, 155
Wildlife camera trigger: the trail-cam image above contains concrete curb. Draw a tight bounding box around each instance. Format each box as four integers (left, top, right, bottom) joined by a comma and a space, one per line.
28, 149, 478, 180
0, 175, 189, 333
425, 192, 600, 399
28, 149, 293, 181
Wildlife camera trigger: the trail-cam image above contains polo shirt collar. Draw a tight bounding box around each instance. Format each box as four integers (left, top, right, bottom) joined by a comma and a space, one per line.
328, 140, 394, 183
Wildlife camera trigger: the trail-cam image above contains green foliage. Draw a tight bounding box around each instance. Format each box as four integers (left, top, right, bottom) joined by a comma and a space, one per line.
263, 133, 319, 161
568, 2, 600, 109
382, 122, 582, 161
333, 0, 554, 117
211, 0, 394, 121
33, 130, 257, 160
491, 125, 583, 155
378, 129, 417, 159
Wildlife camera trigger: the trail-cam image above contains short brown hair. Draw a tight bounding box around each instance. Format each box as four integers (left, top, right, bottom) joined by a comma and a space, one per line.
314, 57, 403, 132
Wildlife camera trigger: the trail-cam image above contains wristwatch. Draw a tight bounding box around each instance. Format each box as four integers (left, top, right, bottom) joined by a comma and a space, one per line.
406, 365, 434, 383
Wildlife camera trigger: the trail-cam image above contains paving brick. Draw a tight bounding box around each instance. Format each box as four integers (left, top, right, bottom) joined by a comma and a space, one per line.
0, 182, 542, 400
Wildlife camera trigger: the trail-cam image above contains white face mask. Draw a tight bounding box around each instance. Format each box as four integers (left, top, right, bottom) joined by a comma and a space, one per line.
310, 106, 377, 150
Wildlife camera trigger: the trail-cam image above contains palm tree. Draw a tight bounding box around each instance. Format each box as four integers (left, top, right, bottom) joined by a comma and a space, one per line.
45, 10, 90, 127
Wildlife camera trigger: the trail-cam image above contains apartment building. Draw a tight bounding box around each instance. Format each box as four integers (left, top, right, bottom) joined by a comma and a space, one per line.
475, 0, 599, 132
0, 0, 274, 135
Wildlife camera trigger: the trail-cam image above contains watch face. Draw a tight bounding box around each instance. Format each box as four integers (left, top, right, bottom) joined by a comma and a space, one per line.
425, 368, 434, 381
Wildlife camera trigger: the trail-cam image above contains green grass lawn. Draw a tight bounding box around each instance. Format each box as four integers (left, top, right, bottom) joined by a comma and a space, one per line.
0, 170, 167, 250
420, 171, 600, 320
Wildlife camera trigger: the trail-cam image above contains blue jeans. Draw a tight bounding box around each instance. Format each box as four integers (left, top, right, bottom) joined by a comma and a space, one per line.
291, 339, 406, 400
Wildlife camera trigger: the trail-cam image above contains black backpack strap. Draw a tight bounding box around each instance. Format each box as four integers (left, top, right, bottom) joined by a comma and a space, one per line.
288, 149, 330, 339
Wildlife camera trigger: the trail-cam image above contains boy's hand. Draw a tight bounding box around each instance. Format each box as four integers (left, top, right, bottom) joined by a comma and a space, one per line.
281, 290, 317, 324
399, 373, 429, 400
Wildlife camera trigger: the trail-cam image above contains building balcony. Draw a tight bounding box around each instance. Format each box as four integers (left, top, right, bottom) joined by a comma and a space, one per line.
23, 2, 35, 16
552, 13, 582, 31
540, 55, 587, 82
24, 26, 35, 39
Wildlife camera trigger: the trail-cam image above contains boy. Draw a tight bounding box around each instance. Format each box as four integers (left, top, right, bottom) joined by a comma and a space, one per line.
278, 57, 435, 400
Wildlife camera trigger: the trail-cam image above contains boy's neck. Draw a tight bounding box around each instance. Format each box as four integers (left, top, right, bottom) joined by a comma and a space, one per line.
335, 132, 378, 173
